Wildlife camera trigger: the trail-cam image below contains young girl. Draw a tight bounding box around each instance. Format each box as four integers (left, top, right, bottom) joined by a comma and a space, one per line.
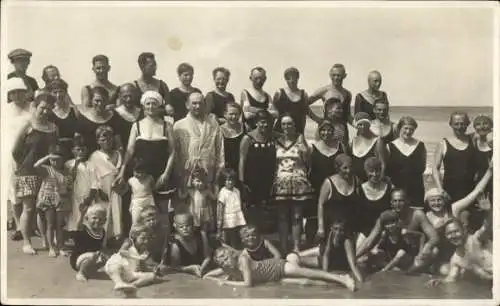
70, 205, 107, 282
217, 168, 246, 248
204, 246, 356, 291
220, 103, 245, 175
239, 225, 281, 261
360, 210, 422, 273
34, 145, 73, 257
179, 167, 217, 233
128, 159, 156, 226
295, 216, 363, 283
105, 225, 168, 296
65, 136, 98, 234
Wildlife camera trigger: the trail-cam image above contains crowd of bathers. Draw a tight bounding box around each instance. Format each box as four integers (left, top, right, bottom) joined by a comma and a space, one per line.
5, 48, 493, 297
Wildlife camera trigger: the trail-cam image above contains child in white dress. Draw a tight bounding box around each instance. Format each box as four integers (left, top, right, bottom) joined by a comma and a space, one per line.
179, 167, 217, 233
217, 168, 246, 248
65, 136, 99, 233
128, 159, 156, 225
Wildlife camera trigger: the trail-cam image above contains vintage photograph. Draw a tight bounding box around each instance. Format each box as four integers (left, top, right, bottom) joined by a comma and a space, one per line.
1, 0, 497, 303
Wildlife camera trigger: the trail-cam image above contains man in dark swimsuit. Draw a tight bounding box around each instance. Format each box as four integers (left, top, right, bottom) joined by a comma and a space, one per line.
167, 213, 212, 277
356, 188, 439, 273
80, 55, 118, 108
7, 48, 39, 102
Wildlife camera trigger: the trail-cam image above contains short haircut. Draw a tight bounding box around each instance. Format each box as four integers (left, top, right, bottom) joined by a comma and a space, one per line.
396, 116, 418, 131
448, 111, 470, 126
92, 54, 109, 66
95, 125, 113, 139
331, 63, 346, 72
177, 62, 194, 76
212, 67, 230, 79
364, 156, 382, 173
90, 86, 110, 102
473, 114, 493, 128
219, 167, 237, 183
41, 65, 59, 83
284, 67, 299, 79
225, 102, 242, 114
138, 52, 155, 69
333, 153, 352, 171
129, 224, 154, 241
250, 66, 266, 75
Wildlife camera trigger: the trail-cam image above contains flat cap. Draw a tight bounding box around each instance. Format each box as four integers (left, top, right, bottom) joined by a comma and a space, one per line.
8, 48, 32, 61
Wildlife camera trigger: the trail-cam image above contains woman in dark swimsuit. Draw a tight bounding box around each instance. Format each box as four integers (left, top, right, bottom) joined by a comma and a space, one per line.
47, 79, 79, 160
75, 86, 122, 154
241, 67, 278, 130
220, 103, 245, 176
370, 100, 396, 144
387, 116, 427, 207
239, 110, 277, 233
307, 120, 346, 244
206, 67, 235, 124
350, 112, 386, 182
272, 67, 309, 135
358, 157, 392, 237
133, 52, 170, 103
472, 115, 493, 202
317, 154, 361, 241
113, 83, 143, 152
169, 63, 202, 122
432, 112, 477, 231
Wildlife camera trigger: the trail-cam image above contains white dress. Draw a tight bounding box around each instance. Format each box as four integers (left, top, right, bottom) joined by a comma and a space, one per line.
65, 159, 99, 231
105, 242, 149, 282
218, 187, 246, 229
128, 176, 156, 224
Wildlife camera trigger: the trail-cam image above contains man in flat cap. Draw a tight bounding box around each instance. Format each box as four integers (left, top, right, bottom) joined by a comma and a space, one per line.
7, 48, 39, 101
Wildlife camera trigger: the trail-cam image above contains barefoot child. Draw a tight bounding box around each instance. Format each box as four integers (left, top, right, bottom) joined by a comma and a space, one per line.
217, 168, 246, 248
240, 225, 281, 261
204, 246, 356, 291
167, 213, 212, 277
105, 224, 168, 296
70, 205, 107, 282
34, 145, 73, 257
128, 159, 156, 226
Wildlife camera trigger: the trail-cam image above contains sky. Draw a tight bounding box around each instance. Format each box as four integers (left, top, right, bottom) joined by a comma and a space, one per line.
1, 1, 497, 106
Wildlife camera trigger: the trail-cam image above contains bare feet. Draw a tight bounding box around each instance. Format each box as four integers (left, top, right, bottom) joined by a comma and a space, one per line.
76, 272, 88, 282
22, 244, 37, 255
48, 248, 58, 257
342, 274, 357, 292
59, 249, 70, 257
41, 240, 48, 250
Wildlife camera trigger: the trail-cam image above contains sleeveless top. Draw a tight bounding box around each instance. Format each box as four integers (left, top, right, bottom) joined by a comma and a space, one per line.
86, 85, 119, 106
134, 120, 170, 181
243, 90, 270, 130
170, 231, 205, 266
75, 112, 120, 154
351, 138, 377, 182
13, 126, 58, 176
170, 87, 202, 122
134, 79, 169, 100
474, 147, 493, 200
323, 176, 361, 233
49, 107, 78, 159
223, 130, 245, 175
319, 235, 350, 271
310, 143, 344, 194
387, 141, 426, 206
273, 89, 308, 134
354, 91, 389, 120
442, 138, 476, 202
244, 241, 275, 261
207, 90, 235, 119
114, 108, 143, 152
358, 184, 392, 235
243, 135, 277, 204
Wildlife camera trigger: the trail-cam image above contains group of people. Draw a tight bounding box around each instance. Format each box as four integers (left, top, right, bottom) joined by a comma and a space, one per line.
5, 48, 493, 297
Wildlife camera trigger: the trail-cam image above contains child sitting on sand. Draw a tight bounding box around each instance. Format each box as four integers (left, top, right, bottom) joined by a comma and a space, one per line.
70, 205, 108, 282
104, 224, 168, 297
203, 246, 357, 291
240, 225, 281, 261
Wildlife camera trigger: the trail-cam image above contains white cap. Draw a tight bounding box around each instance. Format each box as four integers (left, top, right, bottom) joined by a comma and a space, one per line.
5, 77, 28, 93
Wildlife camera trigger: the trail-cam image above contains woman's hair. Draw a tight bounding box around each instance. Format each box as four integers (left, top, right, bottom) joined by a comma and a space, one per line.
212, 67, 230, 79
84, 204, 107, 222
315, 120, 336, 141
254, 109, 273, 125
364, 156, 382, 173
129, 224, 154, 241
138, 52, 155, 69
90, 86, 110, 103
396, 116, 418, 132
473, 114, 493, 128
284, 67, 299, 79
333, 153, 352, 171
250, 66, 266, 76
448, 111, 470, 126
423, 188, 451, 207
213, 247, 238, 267
177, 62, 194, 76
92, 54, 109, 66
224, 102, 242, 114
33, 92, 56, 107
95, 125, 114, 140
47, 79, 68, 92
41, 65, 59, 83
443, 217, 465, 234
278, 112, 296, 128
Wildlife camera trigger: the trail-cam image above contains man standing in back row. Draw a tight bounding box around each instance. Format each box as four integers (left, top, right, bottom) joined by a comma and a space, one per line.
308, 64, 353, 139
7, 48, 39, 102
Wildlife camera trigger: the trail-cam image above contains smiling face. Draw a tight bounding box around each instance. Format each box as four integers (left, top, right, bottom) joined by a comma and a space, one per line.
250, 69, 266, 89
97, 131, 113, 151
280, 116, 296, 136
329, 67, 346, 87
444, 222, 465, 246
180, 71, 193, 86
142, 57, 157, 76
474, 118, 492, 137
450, 114, 469, 136
319, 124, 335, 142
366, 167, 381, 184
119, 85, 137, 109
214, 249, 238, 271
427, 195, 446, 213
399, 124, 416, 140
34, 100, 54, 121
373, 102, 389, 121
390, 190, 407, 214
225, 105, 241, 124
143, 97, 162, 117
86, 211, 106, 231
214, 71, 228, 91
368, 72, 382, 91
240, 227, 261, 249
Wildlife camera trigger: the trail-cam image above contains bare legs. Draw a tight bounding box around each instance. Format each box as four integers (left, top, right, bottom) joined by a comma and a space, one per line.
277, 202, 303, 254
20, 197, 36, 254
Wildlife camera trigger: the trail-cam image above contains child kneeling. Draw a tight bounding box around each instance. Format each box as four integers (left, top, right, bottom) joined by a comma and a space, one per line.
105, 224, 168, 297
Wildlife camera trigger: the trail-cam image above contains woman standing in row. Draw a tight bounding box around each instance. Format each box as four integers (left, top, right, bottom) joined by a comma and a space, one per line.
241, 67, 277, 130
170, 63, 202, 122
206, 67, 235, 124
